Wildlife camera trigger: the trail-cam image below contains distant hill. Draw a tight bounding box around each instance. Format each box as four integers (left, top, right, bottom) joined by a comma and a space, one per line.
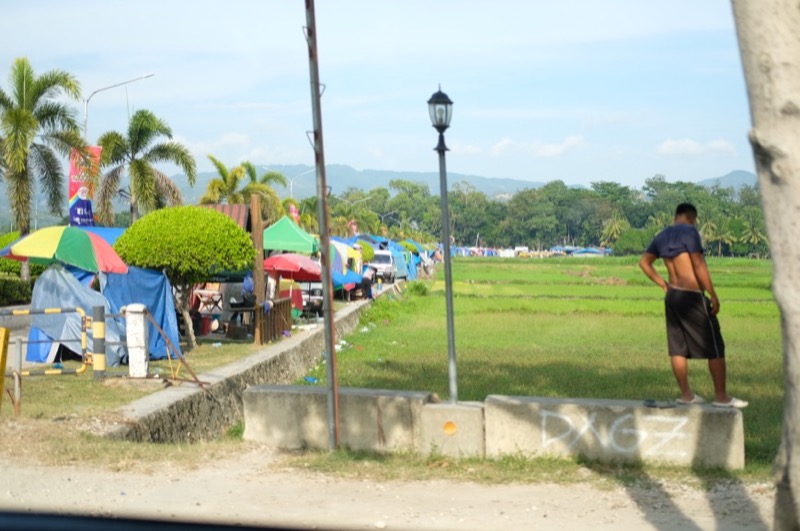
180, 165, 758, 203
180, 164, 546, 204
698, 170, 757, 190
0, 166, 759, 230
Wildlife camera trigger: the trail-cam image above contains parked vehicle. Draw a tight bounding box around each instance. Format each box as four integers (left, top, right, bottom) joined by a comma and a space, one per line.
302, 281, 323, 315
367, 250, 397, 283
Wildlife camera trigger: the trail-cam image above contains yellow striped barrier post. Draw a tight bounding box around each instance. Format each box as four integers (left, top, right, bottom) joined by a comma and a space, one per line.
92, 306, 106, 381
1, 307, 90, 377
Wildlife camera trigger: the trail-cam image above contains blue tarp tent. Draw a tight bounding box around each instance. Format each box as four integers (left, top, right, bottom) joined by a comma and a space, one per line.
102, 266, 182, 359
27, 265, 127, 365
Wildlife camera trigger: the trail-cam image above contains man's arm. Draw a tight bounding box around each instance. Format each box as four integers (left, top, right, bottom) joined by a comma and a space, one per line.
689, 252, 720, 315
639, 252, 668, 292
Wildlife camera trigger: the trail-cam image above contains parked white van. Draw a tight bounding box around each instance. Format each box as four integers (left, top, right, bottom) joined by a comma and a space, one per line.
367, 250, 397, 283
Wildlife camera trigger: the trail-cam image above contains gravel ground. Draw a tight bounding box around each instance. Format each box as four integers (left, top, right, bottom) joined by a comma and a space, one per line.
0, 445, 775, 530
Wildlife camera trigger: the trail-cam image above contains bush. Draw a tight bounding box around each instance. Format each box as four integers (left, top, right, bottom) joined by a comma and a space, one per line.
400, 241, 418, 255
405, 280, 429, 296
0, 231, 47, 278
0, 276, 33, 305
115, 206, 255, 287
357, 240, 375, 262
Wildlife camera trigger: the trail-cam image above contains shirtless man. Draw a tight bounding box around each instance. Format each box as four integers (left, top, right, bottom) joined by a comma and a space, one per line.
639, 203, 748, 408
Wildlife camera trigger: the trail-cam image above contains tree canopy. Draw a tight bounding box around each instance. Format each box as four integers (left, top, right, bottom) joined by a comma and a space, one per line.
114, 205, 254, 287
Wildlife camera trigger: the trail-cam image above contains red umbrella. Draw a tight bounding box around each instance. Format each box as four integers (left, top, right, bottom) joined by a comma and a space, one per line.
263, 253, 321, 282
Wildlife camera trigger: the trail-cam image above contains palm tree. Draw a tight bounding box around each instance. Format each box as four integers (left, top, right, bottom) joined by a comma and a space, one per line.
647, 211, 673, 232
234, 162, 285, 225
199, 155, 245, 204
717, 226, 736, 256
699, 218, 719, 254
0, 57, 84, 280
741, 216, 768, 249
600, 210, 630, 247
95, 109, 196, 225
242, 162, 288, 191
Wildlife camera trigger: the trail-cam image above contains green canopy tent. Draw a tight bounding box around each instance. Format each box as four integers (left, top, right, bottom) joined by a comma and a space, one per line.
262, 216, 319, 254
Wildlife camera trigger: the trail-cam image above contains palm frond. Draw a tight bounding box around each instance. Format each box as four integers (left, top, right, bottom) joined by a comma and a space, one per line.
10, 58, 35, 109
31, 69, 81, 102
29, 143, 64, 216
97, 131, 129, 166
144, 141, 196, 184
96, 164, 125, 225
241, 161, 258, 183
128, 109, 171, 154
5, 168, 32, 234
199, 179, 225, 204
0, 87, 12, 110
130, 158, 158, 212
260, 170, 288, 188
40, 128, 84, 159
2, 106, 37, 173
33, 101, 81, 137
207, 154, 230, 180
153, 168, 183, 207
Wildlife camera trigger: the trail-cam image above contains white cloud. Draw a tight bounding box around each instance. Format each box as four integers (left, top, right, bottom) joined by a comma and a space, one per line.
450, 142, 482, 155
491, 135, 584, 158
658, 138, 736, 156
707, 139, 736, 154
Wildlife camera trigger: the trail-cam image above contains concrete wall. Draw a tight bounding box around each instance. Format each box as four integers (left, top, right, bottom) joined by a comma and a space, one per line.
484, 395, 745, 469
243, 391, 745, 469
243, 385, 433, 452
104, 300, 370, 443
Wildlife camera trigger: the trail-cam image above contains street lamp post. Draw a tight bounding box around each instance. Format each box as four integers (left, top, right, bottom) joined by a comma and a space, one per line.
331, 194, 373, 209
379, 210, 398, 223
83, 73, 155, 142
428, 86, 457, 403
288, 167, 316, 198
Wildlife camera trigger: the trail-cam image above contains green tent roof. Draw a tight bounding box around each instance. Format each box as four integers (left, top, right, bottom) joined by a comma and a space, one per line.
262, 216, 318, 254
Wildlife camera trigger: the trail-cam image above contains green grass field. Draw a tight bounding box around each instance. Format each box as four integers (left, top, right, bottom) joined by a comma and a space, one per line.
1, 255, 782, 476
303, 256, 783, 469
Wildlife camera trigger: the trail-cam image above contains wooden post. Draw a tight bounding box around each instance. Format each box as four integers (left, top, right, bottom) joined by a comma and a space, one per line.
250, 194, 265, 345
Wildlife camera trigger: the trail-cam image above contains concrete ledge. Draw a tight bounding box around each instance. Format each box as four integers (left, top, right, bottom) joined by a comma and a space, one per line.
243, 385, 433, 452
420, 401, 485, 458
484, 395, 745, 469
105, 300, 370, 443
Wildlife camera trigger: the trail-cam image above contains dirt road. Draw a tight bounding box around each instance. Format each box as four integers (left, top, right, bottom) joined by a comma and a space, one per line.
0, 445, 774, 530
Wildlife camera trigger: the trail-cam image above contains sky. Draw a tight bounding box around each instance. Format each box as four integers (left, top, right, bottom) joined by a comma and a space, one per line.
1, 1, 755, 190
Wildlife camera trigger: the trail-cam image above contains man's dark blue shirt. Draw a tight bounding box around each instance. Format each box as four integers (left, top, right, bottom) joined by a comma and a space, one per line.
645, 223, 704, 258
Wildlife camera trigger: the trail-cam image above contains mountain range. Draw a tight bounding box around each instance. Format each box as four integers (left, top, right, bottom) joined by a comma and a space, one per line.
10, 166, 757, 230
180, 165, 759, 204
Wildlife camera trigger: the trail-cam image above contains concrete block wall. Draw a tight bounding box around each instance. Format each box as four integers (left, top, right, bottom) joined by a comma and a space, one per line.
484, 395, 745, 469
243, 385, 433, 452
244, 390, 746, 469
105, 300, 370, 443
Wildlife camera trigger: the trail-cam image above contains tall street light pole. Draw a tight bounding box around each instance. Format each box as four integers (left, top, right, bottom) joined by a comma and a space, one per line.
428, 86, 457, 403
288, 167, 316, 199
83, 73, 155, 142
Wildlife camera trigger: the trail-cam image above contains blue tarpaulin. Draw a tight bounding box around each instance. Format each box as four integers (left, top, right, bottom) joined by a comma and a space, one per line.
26, 265, 126, 365
102, 266, 181, 360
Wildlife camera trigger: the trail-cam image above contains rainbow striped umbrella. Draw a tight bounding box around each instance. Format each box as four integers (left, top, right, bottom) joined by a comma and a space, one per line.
1, 226, 128, 274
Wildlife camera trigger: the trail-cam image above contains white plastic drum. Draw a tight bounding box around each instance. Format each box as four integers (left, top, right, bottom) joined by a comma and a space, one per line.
125, 303, 149, 378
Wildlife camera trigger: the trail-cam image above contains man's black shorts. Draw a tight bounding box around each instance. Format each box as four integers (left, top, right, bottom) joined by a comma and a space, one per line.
664, 286, 725, 359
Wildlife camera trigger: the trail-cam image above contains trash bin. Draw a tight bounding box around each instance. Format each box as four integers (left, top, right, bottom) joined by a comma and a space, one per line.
200, 315, 212, 336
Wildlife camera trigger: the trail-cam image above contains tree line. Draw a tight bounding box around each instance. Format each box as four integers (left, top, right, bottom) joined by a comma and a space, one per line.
300, 175, 768, 257
0, 56, 768, 278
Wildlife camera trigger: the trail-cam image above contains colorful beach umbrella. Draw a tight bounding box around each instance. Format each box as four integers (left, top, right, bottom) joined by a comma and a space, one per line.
1, 226, 128, 274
